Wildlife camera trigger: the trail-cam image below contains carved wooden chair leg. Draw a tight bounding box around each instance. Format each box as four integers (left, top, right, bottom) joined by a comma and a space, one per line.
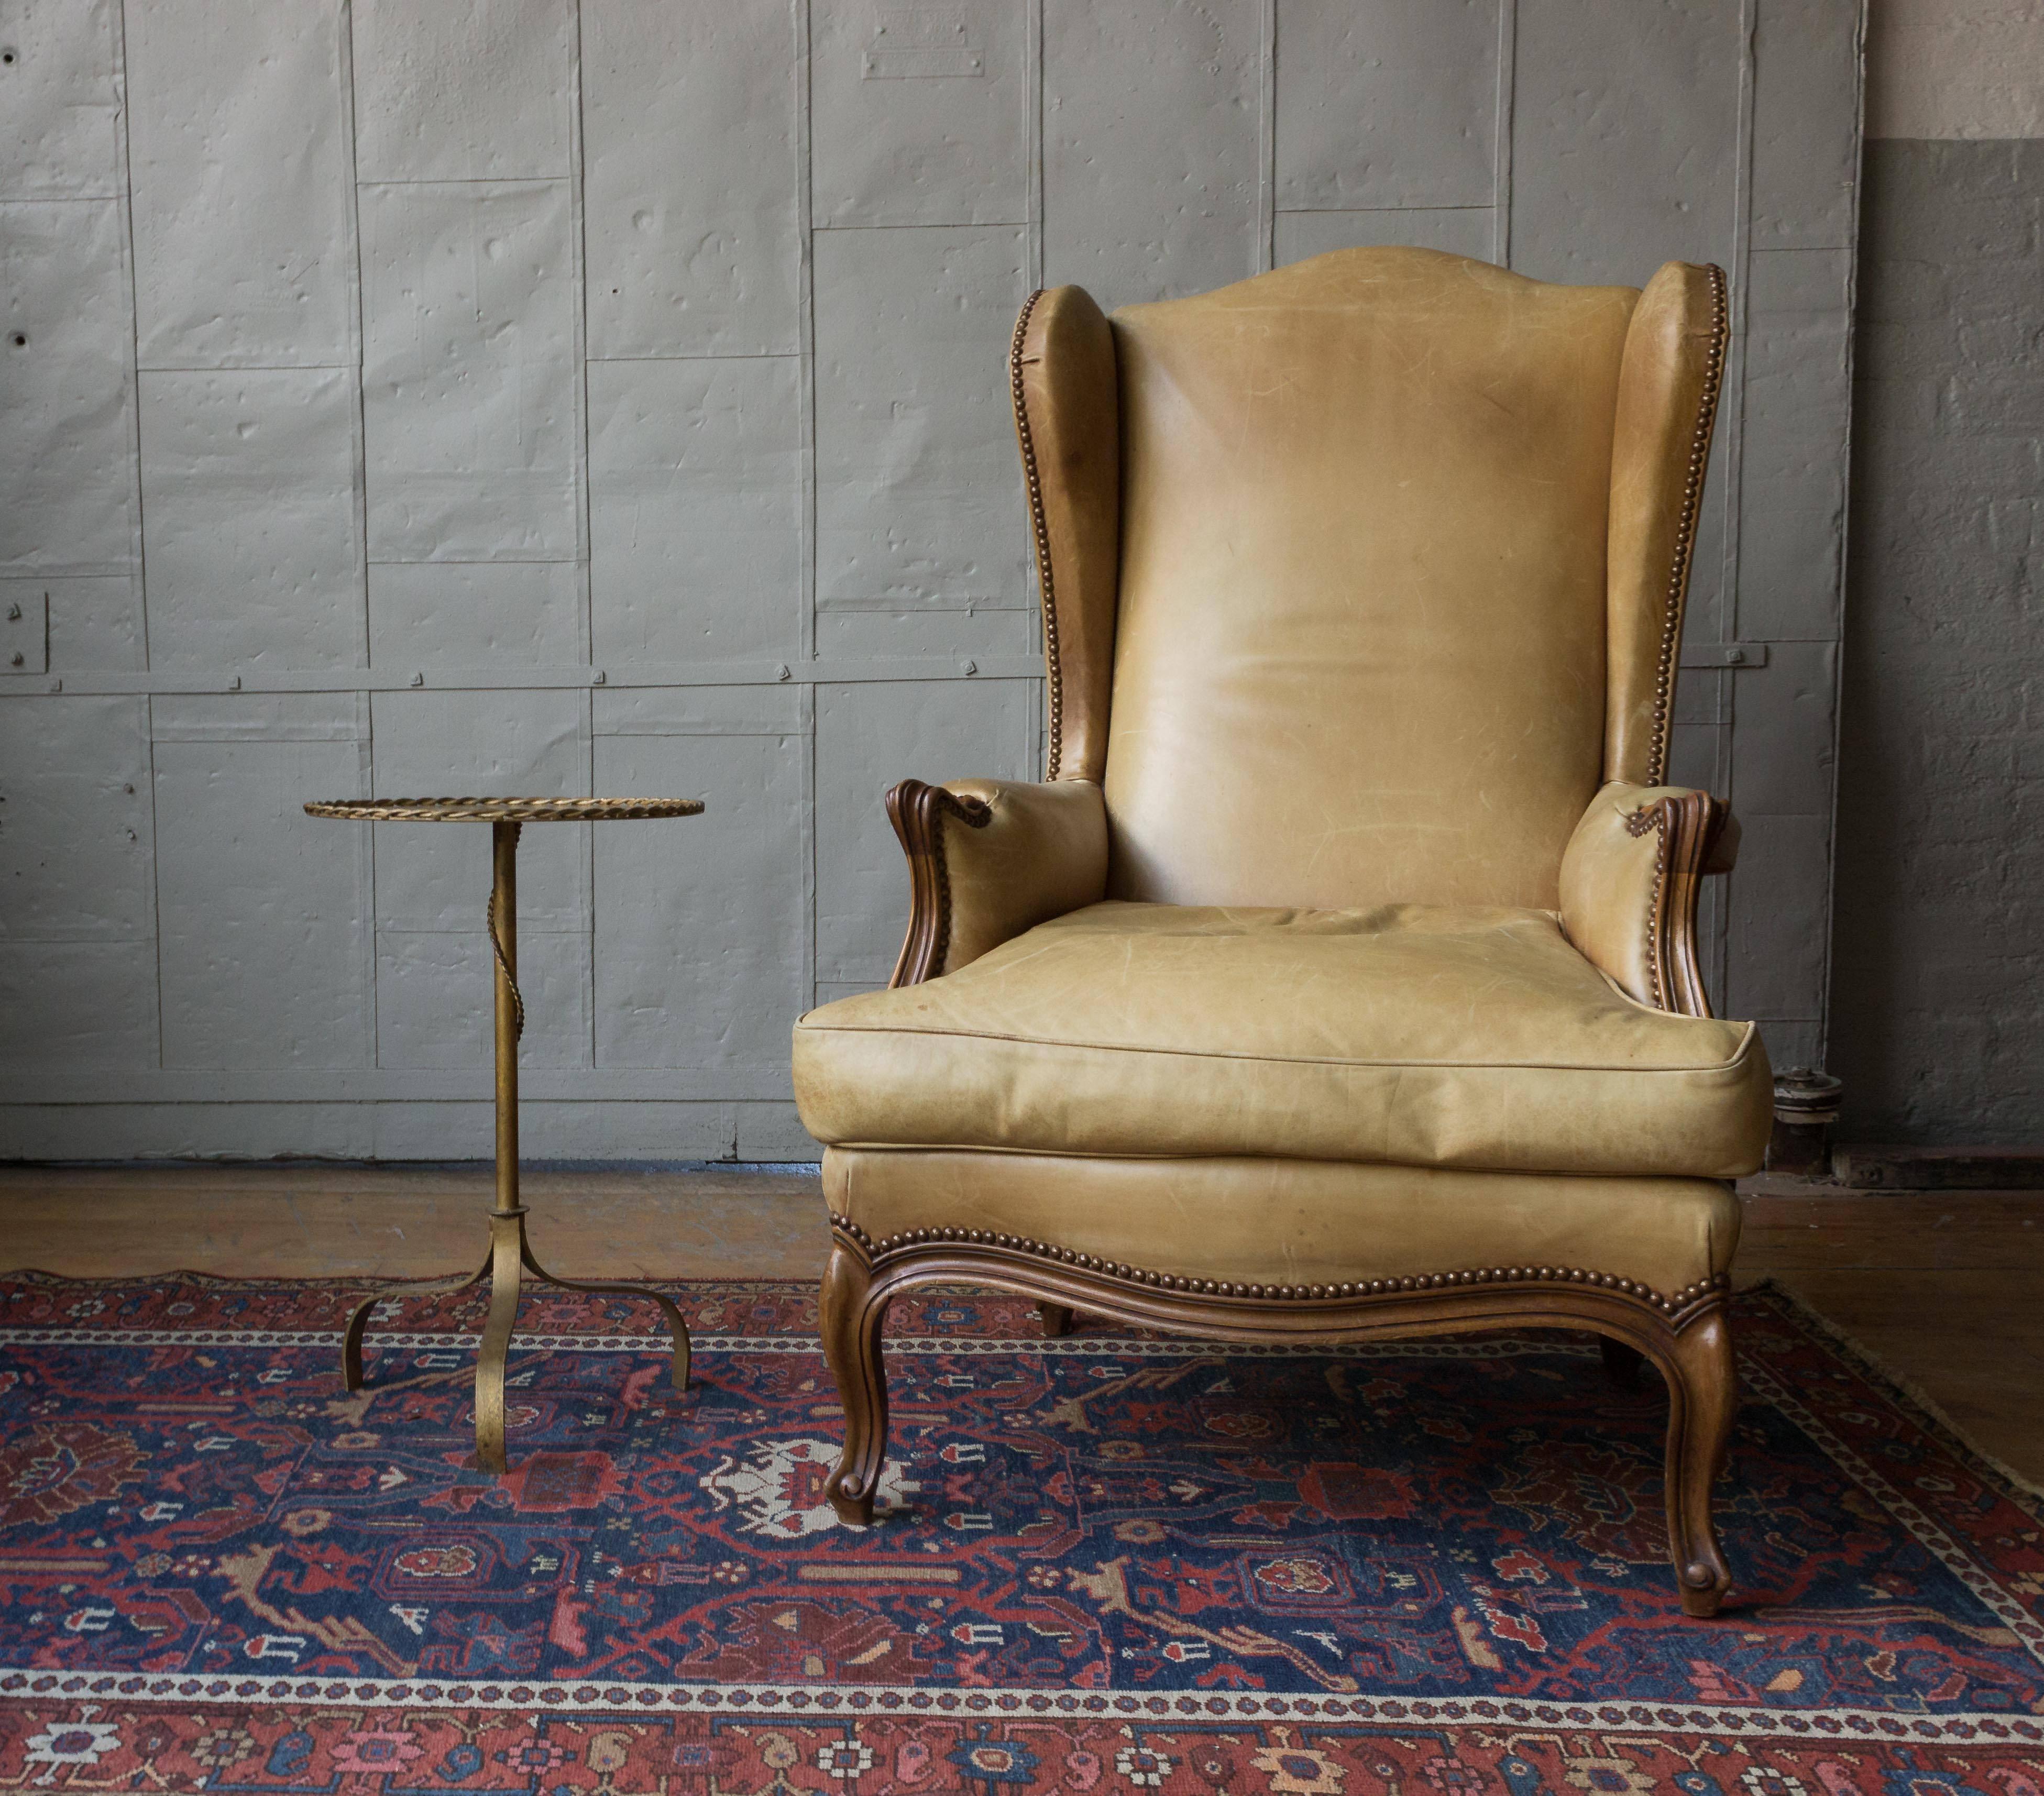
1657, 1308, 1738, 1617
1038, 1302, 1076, 1338
1600, 1336, 1646, 1389
821, 1241, 892, 1526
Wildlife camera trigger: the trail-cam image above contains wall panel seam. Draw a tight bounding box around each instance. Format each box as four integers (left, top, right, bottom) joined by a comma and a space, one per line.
1817, 0, 1872, 1067
1256, 0, 1276, 275
797, 0, 819, 1016
1493, 0, 1516, 267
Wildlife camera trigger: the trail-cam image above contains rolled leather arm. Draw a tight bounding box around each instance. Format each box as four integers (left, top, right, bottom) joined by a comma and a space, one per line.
1559, 781, 1740, 1016
886, 777, 1109, 987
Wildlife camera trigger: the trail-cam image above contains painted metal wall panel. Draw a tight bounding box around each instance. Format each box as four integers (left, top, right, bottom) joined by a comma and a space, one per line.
1275, 0, 1499, 211
369, 563, 582, 669
733, 1102, 816, 1160
367, 689, 589, 933
0, 693, 152, 940
367, 687, 591, 1072
0, 943, 157, 1067
368, 1100, 733, 1162
1730, 642, 1841, 818
1752, 0, 1864, 250
0, 1101, 381, 1160
1727, 642, 1842, 1055
125, 0, 354, 368
376, 930, 591, 1070
1738, 248, 1856, 641
811, 0, 1027, 227
352, 0, 573, 183
815, 226, 1028, 610
1043, 0, 1261, 305
0, 198, 133, 572
1276, 207, 1497, 266
593, 689, 807, 1069
815, 607, 1039, 662
589, 357, 803, 662
1667, 722, 1727, 797
4, 575, 142, 671
0, 0, 119, 198
359, 181, 577, 562
0, 678, 153, 1071
1510, 0, 1743, 284
139, 369, 366, 668
153, 699, 372, 1070
583, 0, 800, 359
814, 677, 1034, 986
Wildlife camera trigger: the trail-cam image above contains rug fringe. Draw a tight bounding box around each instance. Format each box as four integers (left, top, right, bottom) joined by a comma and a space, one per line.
1740, 1274, 2044, 1507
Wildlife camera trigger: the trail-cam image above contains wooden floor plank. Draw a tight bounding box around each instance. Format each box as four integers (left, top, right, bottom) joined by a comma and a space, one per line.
0, 1165, 830, 1282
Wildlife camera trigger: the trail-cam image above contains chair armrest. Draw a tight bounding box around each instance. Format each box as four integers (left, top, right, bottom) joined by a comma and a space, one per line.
1558, 781, 1737, 1016
885, 777, 1109, 986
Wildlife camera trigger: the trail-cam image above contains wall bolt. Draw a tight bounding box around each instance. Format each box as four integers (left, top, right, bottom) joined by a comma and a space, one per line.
962, 659, 977, 676
228, 676, 241, 691
1727, 647, 1746, 665
5, 603, 19, 620
8, 652, 20, 667
775, 663, 791, 681
410, 671, 424, 687
592, 669, 607, 685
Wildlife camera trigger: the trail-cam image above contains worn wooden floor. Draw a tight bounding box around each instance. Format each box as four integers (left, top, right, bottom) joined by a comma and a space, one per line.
3, 1163, 2038, 1483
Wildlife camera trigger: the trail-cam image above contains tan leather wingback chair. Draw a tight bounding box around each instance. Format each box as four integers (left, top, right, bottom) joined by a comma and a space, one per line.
792, 247, 1772, 1617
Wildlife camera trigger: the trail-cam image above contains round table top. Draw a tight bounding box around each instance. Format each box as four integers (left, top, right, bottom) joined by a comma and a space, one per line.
304, 796, 704, 823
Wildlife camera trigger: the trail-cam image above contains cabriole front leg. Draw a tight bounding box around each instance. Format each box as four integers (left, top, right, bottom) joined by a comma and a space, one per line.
820, 1239, 892, 1526
1656, 1306, 1739, 1617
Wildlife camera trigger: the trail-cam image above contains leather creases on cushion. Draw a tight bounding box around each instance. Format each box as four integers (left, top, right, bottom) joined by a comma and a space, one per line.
824, 1150, 1743, 1298
793, 901, 1773, 1178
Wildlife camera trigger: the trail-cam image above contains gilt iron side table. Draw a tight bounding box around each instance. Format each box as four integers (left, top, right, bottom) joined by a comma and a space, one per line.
303, 795, 704, 1473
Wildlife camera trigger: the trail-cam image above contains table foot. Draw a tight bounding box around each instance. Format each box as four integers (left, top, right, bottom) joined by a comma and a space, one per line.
519, 1235, 693, 1395
468, 1210, 530, 1476
342, 1203, 693, 1476
340, 1251, 492, 1392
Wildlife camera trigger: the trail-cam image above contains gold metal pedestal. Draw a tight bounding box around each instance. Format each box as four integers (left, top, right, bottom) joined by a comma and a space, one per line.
306, 796, 705, 1473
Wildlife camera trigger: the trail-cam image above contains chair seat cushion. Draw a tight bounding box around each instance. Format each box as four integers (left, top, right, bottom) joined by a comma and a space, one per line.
793, 902, 1772, 1178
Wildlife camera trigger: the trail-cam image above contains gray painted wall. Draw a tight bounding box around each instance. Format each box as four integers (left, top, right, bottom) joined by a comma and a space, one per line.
0, 0, 1863, 1161
1832, 138, 2044, 1140
1827, 3, 2043, 1144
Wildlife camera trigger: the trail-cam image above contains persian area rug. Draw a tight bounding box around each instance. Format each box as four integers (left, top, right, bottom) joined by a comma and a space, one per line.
0, 1275, 2039, 1794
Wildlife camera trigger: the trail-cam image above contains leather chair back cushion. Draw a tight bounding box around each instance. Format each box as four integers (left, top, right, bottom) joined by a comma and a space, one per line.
1103, 248, 1638, 911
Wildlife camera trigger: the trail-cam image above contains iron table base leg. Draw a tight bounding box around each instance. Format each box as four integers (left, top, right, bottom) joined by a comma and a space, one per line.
340, 1204, 693, 1475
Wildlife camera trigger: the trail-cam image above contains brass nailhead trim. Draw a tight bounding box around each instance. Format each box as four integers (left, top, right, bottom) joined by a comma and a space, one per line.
829, 1217, 1729, 1316
1646, 264, 1730, 789
1626, 799, 1675, 1011
1009, 290, 1064, 780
